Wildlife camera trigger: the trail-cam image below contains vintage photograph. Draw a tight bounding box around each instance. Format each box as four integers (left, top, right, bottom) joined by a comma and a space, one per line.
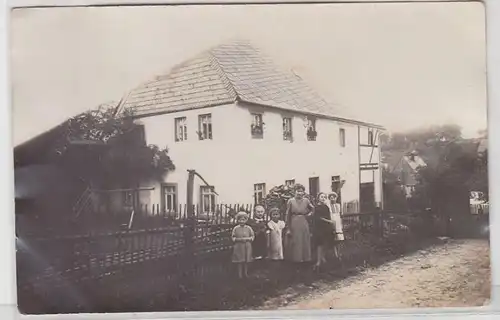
12, 2, 489, 314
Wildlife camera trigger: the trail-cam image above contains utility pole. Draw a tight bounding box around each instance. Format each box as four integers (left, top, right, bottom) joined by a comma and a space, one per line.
182, 169, 218, 289
182, 170, 196, 292
187, 170, 195, 218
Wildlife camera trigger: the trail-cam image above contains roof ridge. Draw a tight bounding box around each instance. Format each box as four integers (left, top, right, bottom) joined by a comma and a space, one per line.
207, 51, 239, 102
117, 40, 383, 128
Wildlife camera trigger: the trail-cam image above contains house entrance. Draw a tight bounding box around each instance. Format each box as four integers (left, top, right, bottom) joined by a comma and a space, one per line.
309, 177, 320, 200
360, 182, 375, 212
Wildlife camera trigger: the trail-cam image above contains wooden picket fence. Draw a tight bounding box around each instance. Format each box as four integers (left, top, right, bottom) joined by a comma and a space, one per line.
470, 203, 489, 215
70, 200, 362, 232
16, 204, 430, 314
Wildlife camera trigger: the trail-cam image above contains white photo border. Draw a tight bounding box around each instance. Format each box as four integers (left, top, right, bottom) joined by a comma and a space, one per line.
1, 0, 498, 319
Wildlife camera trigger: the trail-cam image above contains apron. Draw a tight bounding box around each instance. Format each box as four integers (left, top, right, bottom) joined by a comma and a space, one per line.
330, 203, 345, 241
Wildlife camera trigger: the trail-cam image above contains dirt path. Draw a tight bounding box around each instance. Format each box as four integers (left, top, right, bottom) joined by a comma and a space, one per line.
260, 239, 490, 310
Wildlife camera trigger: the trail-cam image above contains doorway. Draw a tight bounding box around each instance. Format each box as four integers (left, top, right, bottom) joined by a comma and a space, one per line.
360, 182, 375, 212
309, 177, 320, 200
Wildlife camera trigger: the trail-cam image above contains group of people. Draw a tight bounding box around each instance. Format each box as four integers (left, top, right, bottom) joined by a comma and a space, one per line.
231, 184, 345, 278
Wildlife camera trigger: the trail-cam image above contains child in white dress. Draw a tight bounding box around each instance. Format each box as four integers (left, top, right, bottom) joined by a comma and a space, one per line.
267, 207, 286, 261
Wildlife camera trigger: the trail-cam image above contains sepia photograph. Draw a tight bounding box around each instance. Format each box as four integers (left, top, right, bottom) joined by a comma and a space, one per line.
11, 1, 490, 314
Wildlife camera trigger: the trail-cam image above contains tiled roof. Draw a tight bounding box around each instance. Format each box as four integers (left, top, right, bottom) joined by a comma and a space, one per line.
121, 41, 380, 127
403, 155, 427, 171
381, 150, 406, 171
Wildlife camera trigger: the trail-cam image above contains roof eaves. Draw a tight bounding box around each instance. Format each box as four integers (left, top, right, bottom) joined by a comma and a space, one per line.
127, 99, 237, 120
239, 99, 385, 129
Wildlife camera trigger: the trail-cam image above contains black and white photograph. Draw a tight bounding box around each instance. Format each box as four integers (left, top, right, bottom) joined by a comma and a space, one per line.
11, 1, 490, 314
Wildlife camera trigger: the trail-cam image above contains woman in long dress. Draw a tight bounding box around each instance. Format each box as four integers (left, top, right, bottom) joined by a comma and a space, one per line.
285, 184, 314, 263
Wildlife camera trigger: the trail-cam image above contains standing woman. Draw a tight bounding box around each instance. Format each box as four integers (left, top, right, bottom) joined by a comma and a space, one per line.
329, 192, 345, 263
285, 184, 314, 265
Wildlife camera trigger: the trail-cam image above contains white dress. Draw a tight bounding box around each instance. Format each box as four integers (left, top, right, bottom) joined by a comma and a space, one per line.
267, 220, 285, 260
330, 203, 345, 241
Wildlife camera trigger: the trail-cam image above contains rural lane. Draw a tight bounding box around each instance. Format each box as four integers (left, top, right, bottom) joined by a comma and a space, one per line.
260, 239, 490, 309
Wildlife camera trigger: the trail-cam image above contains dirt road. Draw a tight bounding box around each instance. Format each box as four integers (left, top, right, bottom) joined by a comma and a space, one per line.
260, 239, 490, 310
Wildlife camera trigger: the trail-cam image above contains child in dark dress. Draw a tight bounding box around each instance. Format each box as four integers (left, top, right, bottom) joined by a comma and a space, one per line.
249, 204, 268, 260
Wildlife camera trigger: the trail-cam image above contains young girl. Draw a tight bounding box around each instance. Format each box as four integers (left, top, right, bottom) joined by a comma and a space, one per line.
249, 204, 268, 260
232, 211, 255, 278
267, 207, 286, 261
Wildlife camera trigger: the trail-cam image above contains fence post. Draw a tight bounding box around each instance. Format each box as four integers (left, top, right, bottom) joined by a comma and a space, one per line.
181, 170, 196, 293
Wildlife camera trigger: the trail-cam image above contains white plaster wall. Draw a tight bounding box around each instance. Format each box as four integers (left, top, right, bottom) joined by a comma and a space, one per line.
139, 102, 374, 210
358, 126, 382, 206
360, 145, 380, 164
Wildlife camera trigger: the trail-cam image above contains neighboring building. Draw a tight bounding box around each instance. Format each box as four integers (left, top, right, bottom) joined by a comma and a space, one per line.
118, 41, 384, 213
477, 138, 487, 154
382, 150, 426, 198
13, 102, 120, 220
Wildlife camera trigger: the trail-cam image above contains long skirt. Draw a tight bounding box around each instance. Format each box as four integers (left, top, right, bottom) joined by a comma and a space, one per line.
287, 215, 312, 262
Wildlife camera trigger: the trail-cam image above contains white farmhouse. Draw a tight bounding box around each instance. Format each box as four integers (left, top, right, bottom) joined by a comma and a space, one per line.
117, 41, 384, 214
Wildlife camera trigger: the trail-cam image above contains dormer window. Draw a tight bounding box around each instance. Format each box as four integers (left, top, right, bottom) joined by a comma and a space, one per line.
283, 117, 293, 141
306, 118, 317, 141
251, 113, 264, 139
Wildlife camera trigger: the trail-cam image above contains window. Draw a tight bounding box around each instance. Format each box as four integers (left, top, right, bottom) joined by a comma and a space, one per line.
251, 113, 264, 139
339, 128, 346, 147
331, 176, 342, 202
200, 186, 216, 212
122, 190, 134, 207
283, 117, 293, 141
254, 183, 266, 205
198, 114, 213, 140
368, 130, 374, 146
285, 179, 295, 187
161, 184, 178, 213
174, 117, 187, 142
306, 118, 317, 141
131, 124, 146, 145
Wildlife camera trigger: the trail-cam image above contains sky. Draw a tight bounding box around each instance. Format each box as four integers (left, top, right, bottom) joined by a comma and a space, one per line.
10, 2, 487, 146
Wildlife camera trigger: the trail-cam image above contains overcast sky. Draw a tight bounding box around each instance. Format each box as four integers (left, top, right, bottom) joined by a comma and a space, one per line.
10, 2, 487, 146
